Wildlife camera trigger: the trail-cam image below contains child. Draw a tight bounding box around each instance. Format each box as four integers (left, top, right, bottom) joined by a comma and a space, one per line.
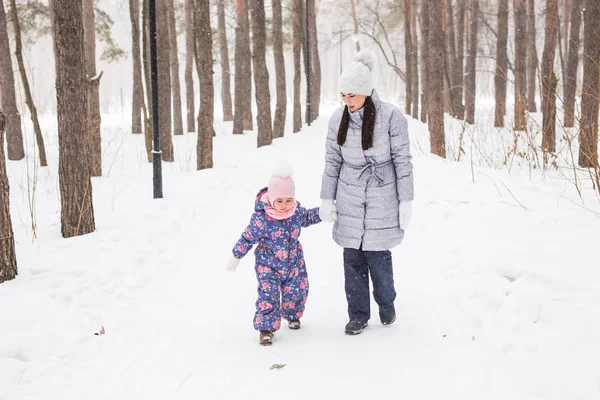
226, 164, 322, 346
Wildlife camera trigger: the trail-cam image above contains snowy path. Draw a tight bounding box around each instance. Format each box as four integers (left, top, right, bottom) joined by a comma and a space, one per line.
2, 111, 600, 399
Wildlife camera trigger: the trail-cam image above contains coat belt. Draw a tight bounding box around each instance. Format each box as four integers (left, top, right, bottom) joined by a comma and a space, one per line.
344, 159, 392, 184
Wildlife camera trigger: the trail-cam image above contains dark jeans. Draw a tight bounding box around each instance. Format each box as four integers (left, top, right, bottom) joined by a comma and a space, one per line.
343, 247, 396, 322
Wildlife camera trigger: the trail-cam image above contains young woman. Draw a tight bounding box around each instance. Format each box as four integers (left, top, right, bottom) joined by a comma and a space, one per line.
320, 50, 414, 335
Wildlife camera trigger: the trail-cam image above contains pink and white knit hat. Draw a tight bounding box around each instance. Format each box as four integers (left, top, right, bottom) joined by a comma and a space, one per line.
267, 161, 295, 203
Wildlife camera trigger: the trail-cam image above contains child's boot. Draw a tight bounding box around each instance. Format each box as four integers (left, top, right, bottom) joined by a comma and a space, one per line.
288, 320, 301, 330
259, 330, 274, 346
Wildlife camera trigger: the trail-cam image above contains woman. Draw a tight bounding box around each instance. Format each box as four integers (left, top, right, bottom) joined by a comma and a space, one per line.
319, 50, 414, 335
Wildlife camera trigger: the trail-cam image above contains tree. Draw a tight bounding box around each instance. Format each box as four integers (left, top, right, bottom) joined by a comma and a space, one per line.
0, 111, 18, 284
358, 2, 407, 91
578, 0, 600, 168
526, 0, 538, 112
94, 5, 126, 62
494, 0, 509, 127
465, 0, 478, 124
410, 0, 419, 119
272, 0, 286, 139
445, 0, 463, 118
8, 0, 47, 166
157, 0, 173, 161
195, 0, 214, 169
233, 0, 252, 134
142, 0, 153, 160
307, 0, 321, 122
184, 0, 195, 131
242, 4, 253, 130
217, 0, 233, 122
292, 0, 302, 132
129, 0, 145, 135
540, 0, 559, 154
514, 0, 528, 131
250, 0, 272, 147
0, 0, 23, 161
300, 0, 309, 122
429, 0, 446, 158
83, 0, 102, 176
167, 0, 183, 136
402, 0, 412, 115
349, 0, 360, 51
51, 0, 95, 238
419, 0, 429, 122
455, 0, 466, 116
142, 0, 152, 129
563, 0, 583, 128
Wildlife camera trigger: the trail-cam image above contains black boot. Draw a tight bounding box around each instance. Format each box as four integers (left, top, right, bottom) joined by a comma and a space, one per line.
344, 319, 368, 335
379, 304, 396, 326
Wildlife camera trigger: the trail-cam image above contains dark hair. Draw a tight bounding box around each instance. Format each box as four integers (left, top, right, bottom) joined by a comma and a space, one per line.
337, 96, 376, 150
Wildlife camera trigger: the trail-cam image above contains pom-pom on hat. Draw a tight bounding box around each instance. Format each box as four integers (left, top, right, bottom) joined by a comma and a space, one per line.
338, 50, 375, 96
267, 161, 295, 203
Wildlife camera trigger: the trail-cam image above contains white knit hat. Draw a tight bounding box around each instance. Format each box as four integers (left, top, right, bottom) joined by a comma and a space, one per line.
339, 50, 375, 96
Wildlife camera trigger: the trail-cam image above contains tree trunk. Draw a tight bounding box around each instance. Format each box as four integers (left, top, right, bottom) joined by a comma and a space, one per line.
446, 0, 463, 118
249, 0, 273, 147
242, 5, 253, 130
167, 0, 183, 135
292, 0, 302, 132
541, 0, 559, 153
51, 0, 95, 238
429, 0, 446, 158
494, 0, 509, 127
403, 0, 412, 115
0, 111, 17, 283
142, 0, 153, 160
195, 0, 214, 169
349, 0, 360, 52
308, 0, 320, 121
217, 0, 233, 122
233, 0, 250, 134
300, 0, 310, 123
157, 0, 173, 161
465, 0, 478, 124
272, 0, 286, 139
514, 0, 528, 131
8, 0, 47, 166
527, 0, 538, 112
578, 0, 600, 168
129, 0, 144, 134
563, 0, 570, 59
83, 0, 102, 176
184, 0, 195, 132
456, 0, 465, 115
0, 0, 24, 161
563, 0, 583, 128
410, 0, 419, 119
420, 0, 430, 122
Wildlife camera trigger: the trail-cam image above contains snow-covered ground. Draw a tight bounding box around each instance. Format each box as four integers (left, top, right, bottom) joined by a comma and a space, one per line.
2, 104, 600, 400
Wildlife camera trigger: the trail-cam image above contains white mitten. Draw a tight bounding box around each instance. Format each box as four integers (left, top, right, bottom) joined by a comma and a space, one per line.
399, 201, 413, 230
319, 199, 337, 223
225, 255, 241, 272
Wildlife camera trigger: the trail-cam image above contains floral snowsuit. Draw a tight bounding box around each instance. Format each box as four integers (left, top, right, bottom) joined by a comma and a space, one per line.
232, 188, 321, 332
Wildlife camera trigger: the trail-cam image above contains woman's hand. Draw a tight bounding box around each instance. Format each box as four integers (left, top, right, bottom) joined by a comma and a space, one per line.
399, 201, 412, 230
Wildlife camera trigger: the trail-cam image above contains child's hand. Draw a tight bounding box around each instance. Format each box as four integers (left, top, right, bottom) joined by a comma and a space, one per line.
319, 199, 337, 223
225, 255, 241, 272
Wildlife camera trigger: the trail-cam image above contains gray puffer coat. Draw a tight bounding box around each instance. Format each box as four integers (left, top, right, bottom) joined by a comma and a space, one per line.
320, 89, 414, 251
